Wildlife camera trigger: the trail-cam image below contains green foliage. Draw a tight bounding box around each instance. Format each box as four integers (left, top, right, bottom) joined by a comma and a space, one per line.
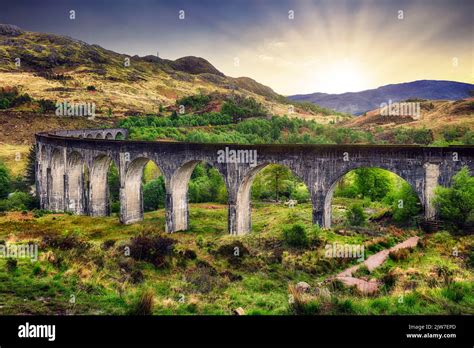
1, 191, 35, 211
282, 223, 308, 248
176, 94, 211, 111
37, 99, 56, 113
107, 163, 120, 203
188, 164, 227, 203
0, 86, 32, 109
221, 95, 267, 121
394, 128, 433, 145
143, 176, 166, 211
0, 161, 11, 199
346, 204, 367, 226
354, 168, 393, 201
291, 183, 310, 203
434, 167, 474, 231
390, 182, 421, 223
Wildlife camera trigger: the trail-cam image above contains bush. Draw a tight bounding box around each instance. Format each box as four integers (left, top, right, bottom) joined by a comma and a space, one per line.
4, 191, 34, 211
283, 223, 308, 248
434, 167, 474, 232
128, 288, 154, 315
390, 182, 421, 224
389, 248, 410, 261
0, 161, 11, 199
6, 258, 17, 272
353, 168, 393, 201
86, 85, 97, 91
128, 234, 176, 267
143, 176, 166, 211
346, 204, 366, 226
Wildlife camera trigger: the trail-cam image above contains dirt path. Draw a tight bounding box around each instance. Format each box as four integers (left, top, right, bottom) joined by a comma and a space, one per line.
335, 236, 420, 295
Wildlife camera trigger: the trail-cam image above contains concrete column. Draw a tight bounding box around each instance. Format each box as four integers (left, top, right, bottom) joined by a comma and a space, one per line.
424, 163, 440, 220
89, 156, 111, 216
312, 189, 326, 227
165, 161, 197, 232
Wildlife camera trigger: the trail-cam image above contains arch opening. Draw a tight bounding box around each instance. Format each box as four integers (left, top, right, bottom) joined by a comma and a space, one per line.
169, 161, 228, 233
324, 167, 423, 228
121, 157, 164, 224
235, 163, 311, 235
105, 133, 113, 140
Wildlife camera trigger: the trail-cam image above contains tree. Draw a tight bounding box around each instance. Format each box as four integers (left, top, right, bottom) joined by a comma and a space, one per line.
263, 165, 292, 202
0, 161, 11, 199
24, 145, 36, 186
346, 204, 367, 226
391, 182, 421, 223
434, 167, 474, 231
354, 168, 393, 201
143, 176, 166, 211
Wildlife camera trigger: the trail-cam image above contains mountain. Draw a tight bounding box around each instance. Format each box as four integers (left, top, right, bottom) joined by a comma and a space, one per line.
289, 80, 474, 115
0, 24, 342, 122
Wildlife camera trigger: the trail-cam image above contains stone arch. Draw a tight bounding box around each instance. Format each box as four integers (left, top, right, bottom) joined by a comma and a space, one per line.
89, 154, 114, 216
121, 157, 164, 224
86, 134, 93, 139
233, 162, 309, 235
66, 151, 87, 214
322, 166, 424, 228
115, 132, 124, 140
49, 148, 65, 211
105, 133, 113, 140
95, 133, 103, 139
167, 160, 228, 233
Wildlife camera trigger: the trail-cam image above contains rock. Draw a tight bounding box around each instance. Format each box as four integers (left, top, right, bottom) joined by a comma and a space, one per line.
295, 281, 311, 293
233, 307, 245, 315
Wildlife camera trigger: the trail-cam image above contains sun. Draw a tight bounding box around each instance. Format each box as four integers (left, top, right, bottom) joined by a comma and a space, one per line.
313, 59, 371, 94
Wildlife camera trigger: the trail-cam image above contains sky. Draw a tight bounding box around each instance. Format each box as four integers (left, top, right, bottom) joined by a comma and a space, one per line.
1, 0, 473, 95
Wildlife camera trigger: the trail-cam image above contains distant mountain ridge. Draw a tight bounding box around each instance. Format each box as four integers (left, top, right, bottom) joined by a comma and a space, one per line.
289, 80, 474, 115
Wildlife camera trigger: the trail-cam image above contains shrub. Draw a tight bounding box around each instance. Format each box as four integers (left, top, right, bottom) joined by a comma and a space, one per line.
390, 182, 421, 224
143, 176, 166, 211
86, 85, 97, 91
434, 167, 474, 232
6, 258, 17, 272
128, 234, 176, 267
0, 161, 11, 199
37, 99, 56, 113
442, 282, 467, 303
389, 248, 410, 261
128, 288, 154, 315
41, 234, 90, 251
346, 204, 366, 226
4, 191, 34, 211
282, 223, 308, 248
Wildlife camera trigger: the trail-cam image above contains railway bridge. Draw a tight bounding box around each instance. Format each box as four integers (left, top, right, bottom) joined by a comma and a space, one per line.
35, 128, 474, 235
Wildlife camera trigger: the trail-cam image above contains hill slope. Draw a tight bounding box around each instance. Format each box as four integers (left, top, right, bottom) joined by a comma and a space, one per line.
0, 24, 342, 122
289, 80, 474, 115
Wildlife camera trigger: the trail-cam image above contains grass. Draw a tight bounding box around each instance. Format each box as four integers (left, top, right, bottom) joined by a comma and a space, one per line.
0, 203, 472, 315
0, 143, 30, 176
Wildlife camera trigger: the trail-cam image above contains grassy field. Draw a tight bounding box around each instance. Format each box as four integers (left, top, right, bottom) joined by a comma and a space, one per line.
0, 201, 472, 315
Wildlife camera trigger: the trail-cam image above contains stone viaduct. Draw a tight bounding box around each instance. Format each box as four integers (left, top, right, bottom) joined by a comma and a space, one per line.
35, 128, 474, 235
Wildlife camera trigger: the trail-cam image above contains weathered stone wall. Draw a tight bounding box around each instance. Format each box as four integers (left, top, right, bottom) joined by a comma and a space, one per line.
36, 129, 474, 235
